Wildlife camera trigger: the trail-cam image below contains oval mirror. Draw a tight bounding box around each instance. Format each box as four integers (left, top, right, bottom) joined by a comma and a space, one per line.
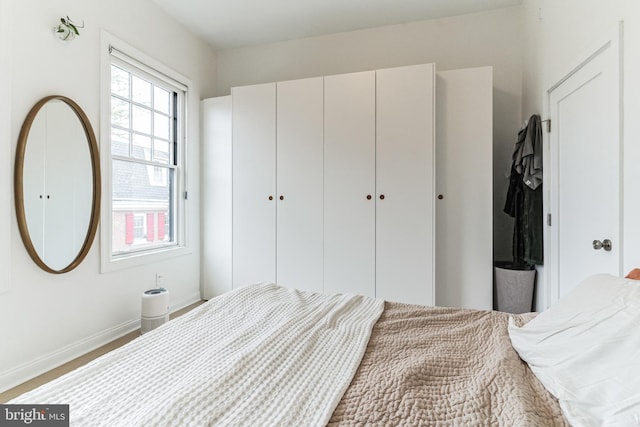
15, 95, 101, 273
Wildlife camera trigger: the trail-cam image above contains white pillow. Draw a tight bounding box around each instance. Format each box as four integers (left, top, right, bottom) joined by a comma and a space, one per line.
508, 273, 640, 427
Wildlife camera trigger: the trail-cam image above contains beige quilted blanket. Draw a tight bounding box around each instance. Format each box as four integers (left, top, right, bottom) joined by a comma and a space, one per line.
329, 302, 569, 426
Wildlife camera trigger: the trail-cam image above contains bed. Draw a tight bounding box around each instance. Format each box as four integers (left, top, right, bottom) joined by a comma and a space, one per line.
8, 275, 640, 426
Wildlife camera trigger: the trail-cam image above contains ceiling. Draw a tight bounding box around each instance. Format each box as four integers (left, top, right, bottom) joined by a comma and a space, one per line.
151, 0, 523, 50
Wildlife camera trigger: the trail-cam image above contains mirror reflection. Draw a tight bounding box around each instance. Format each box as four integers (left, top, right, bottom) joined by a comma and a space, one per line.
15, 96, 100, 273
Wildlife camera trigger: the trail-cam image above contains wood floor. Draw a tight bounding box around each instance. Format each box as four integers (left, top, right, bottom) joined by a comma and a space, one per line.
0, 300, 206, 403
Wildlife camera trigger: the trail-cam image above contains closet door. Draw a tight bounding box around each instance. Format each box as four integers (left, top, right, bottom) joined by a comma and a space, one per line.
375, 64, 435, 306
435, 67, 493, 310
232, 83, 276, 288
202, 96, 232, 298
276, 77, 324, 292
324, 71, 376, 297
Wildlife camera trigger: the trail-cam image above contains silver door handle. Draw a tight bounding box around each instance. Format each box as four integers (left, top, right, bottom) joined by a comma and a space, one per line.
593, 239, 612, 251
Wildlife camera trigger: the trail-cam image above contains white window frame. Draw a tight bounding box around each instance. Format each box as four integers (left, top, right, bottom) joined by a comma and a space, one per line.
100, 31, 191, 273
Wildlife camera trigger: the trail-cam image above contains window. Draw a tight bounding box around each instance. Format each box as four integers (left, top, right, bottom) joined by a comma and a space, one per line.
133, 214, 146, 242
102, 36, 189, 270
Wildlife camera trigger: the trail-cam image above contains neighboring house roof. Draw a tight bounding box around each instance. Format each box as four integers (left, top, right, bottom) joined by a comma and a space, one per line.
112, 140, 170, 203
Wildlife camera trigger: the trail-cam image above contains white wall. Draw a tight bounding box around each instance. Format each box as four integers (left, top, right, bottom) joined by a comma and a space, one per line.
0, 0, 11, 295
216, 6, 523, 263
522, 0, 640, 309
0, 0, 217, 391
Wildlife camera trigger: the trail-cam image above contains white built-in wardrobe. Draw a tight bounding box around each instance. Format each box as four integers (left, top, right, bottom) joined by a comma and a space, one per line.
202, 64, 493, 310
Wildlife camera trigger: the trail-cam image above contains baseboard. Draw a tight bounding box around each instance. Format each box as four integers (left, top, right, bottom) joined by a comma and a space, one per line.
0, 319, 139, 393
170, 291, 202, 314
0, 291, 202, 393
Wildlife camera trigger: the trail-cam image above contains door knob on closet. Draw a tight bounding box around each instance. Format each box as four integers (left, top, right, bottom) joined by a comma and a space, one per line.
366, 195, 372, 200
268, 196, 273, 200
592, 239, 612, 251
279, 195, 284, 200
379, 194, 385, 200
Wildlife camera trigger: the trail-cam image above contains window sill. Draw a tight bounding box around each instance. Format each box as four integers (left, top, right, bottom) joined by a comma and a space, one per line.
101, 245, 192, 274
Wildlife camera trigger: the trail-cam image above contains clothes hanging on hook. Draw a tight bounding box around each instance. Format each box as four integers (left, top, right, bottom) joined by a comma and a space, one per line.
504, 114, 544, 266
514, 115, 543, 190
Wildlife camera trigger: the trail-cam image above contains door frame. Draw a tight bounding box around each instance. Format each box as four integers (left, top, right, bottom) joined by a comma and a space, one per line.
544, 23, 624, 309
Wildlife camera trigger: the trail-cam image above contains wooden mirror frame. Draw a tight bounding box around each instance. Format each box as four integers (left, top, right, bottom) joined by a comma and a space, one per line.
14, 95, 101, 274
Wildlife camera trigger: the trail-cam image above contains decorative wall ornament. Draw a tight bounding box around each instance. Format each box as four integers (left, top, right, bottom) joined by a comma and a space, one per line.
53, 16, 83, 42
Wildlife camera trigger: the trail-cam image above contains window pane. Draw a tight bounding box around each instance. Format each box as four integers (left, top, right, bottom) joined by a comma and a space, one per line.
154, 87, 170, 114
111, 65, 129, 98
111, 160, 174, 253
153, 139, 170, 164
111, 128, 130, 157
131, 105, 151, 134
132, 75, 152, 106
132, 134, 151, 161
111, 97, 129, 128
154, 112, 169, 140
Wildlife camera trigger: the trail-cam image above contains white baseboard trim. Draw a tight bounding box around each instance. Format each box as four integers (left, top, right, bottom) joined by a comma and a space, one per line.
170, 291, 202, 314
0, 319, 139, 394
0, 291, 202, 394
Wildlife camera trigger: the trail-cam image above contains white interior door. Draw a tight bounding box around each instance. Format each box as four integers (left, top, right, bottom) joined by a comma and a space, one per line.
232, 83, 276, 288
548, 31, 621, 303
276, 77, 324, 292
376, 63, 435, 306
324, 71, 376, 297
